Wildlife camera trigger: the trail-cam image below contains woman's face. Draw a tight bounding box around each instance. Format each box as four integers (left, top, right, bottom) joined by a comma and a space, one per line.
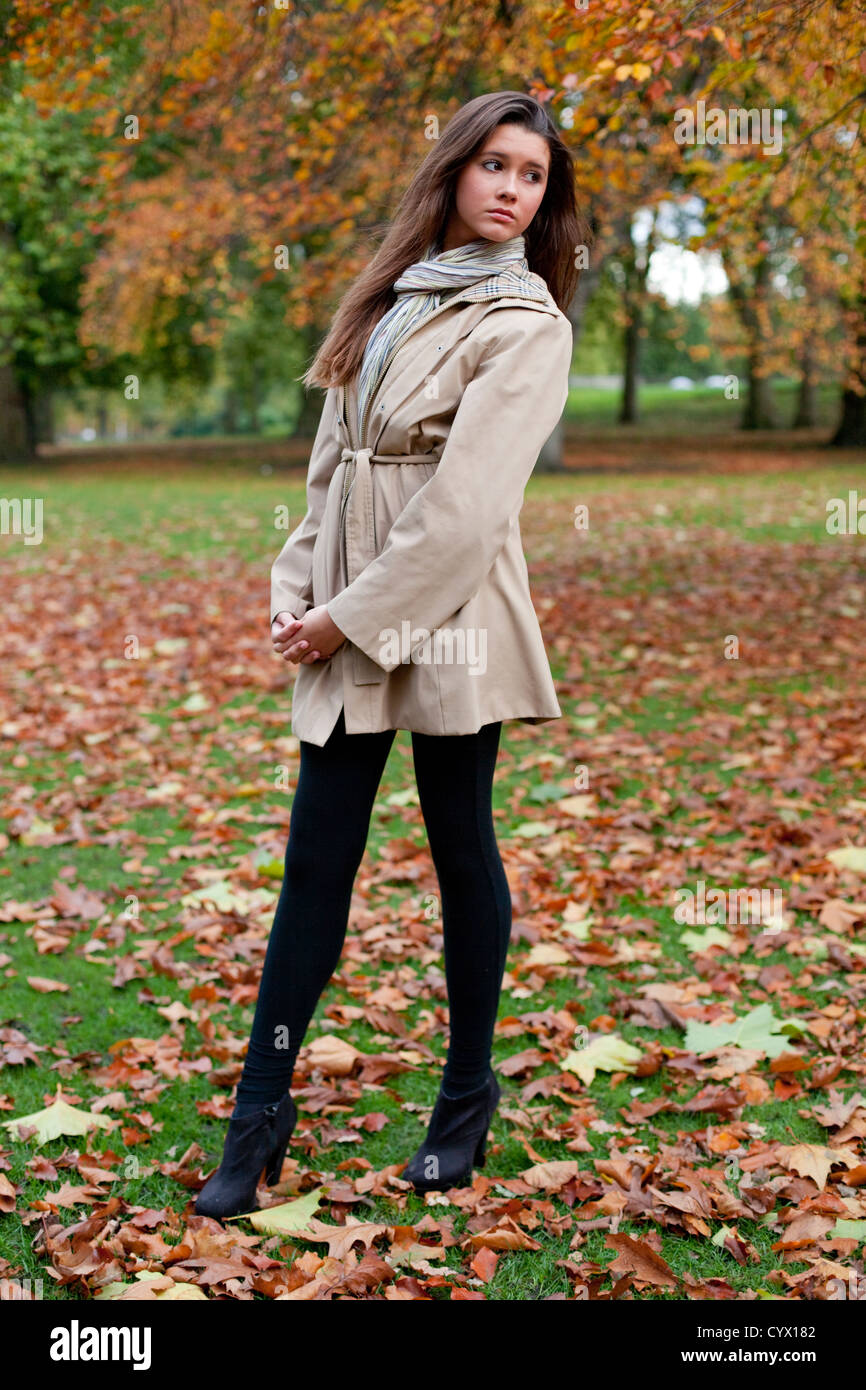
442, 123, 551, 252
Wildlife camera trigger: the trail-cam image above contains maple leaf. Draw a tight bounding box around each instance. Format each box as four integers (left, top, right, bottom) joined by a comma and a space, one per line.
684, 1004, 804, 1060
827, 847, 866, 874
777, 1143, 860, 1188
247, 1185, 328, 1235
680, 926, 733, 952
304, 1035, 363, 1076
1, 1085, 113, 1146
562, 1034, 643, 1085
259, 1216, 390, 1261
97, 1272, 207, 1300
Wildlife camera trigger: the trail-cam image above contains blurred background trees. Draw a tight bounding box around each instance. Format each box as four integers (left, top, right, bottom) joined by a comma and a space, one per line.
1, 0, 864, 461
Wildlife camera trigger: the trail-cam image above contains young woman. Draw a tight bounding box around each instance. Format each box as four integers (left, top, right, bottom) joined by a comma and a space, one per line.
196, 90, 590, 1219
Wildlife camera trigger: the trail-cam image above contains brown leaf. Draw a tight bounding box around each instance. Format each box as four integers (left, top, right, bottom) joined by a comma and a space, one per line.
606, 1233, 679, 1288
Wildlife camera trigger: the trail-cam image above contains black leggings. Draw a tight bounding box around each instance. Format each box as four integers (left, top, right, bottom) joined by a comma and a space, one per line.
232, 706, 513, 1113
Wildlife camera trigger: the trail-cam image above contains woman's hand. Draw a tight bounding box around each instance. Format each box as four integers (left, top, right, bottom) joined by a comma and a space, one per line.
271, 607, 347, 665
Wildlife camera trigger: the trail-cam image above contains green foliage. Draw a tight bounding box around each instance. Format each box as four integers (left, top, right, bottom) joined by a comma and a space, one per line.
0, 90, 103, 384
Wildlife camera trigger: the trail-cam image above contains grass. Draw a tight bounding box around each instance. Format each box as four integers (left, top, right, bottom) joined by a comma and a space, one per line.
1, 422, 865, 1300
562, 378, 842, 432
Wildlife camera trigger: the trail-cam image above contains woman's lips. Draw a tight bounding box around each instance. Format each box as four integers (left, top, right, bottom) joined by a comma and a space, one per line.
487, 210, 515, 221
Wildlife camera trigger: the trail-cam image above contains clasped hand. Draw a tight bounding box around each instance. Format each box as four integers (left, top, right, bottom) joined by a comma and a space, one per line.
271, 605, 347, 664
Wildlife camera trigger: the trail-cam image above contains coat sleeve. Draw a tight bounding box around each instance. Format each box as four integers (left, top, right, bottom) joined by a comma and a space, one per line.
270, 386, 342, 625
326, 308, 572, 671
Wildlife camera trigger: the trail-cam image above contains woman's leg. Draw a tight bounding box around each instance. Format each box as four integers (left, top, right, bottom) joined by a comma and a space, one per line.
410, 720, 512, 1098
233, 707, 396, 1115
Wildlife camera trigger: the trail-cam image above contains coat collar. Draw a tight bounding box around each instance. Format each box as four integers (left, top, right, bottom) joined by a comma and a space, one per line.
337, 263, 559, 451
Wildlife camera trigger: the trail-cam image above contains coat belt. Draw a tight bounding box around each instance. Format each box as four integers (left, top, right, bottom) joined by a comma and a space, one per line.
338, 444, 440, 686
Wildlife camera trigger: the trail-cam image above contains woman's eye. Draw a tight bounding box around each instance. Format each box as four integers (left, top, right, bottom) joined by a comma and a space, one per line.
482, 158, 542, 182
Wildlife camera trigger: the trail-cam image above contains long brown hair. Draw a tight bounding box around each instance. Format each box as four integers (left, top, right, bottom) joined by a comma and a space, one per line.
302, 91, 592, 391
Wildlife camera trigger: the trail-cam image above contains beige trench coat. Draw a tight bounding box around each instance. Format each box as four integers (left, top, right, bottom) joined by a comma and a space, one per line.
270, 262, 572, 747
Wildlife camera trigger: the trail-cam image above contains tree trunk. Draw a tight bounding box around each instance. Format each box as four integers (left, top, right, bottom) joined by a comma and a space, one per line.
830, 286, 866, 447
293, 324, 328, 436
741, 355, 778, 429
223, 388, 238, 434
0, 363, 33, 461
792, 338, 818, 427
740, 255, 778, 430
619, 314, 640, 424
831, 384, 866, 447
721, 227, 780, 431
793, 265, 818, 428
31, 390, 54, 446
534, 213, 601, 474
617, 208, 655, 426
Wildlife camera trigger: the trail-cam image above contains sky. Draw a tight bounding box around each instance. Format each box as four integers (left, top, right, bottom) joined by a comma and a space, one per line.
634, 200, 729, 305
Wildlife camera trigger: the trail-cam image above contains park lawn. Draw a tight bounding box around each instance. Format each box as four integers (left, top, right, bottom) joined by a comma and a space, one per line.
561, 378, 841, 431
0, 433, 865, 1301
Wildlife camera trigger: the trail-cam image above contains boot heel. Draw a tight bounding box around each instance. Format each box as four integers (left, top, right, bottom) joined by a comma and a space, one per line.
265, 1138, 288, 1186
403, 1070, 500, 1194
195, 1091, 297, 1220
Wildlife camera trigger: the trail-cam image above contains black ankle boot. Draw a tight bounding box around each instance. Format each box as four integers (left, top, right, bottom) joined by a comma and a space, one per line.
402, 1068, 501, 1194
195, 1092, 297, 1219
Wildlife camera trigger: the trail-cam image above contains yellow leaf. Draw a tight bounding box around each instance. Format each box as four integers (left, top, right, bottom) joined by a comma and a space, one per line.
179, 881, 277, 914
557, 795, 598, 818
680, 927, 732, 953
512, 820, 556, 838
562, 1034, 643, 1085
562, 916, 594, 940
157, 1282, 209, 1300
827, 847, 866, 874
20, 817, 55, 844
96, 1271, 208, 1300
524, 943, 570, 967
145, 781, 185, 799
1, 1086, 112, 1146
248, 1185, 328, 1236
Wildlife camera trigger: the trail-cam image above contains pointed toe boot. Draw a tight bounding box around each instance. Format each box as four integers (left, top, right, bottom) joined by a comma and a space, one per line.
403, 1068, 501, 1194
195, 1091, 297, 1220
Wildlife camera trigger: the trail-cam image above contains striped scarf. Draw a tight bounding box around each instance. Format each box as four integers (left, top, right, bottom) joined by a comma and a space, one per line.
356, 233, 527, 442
